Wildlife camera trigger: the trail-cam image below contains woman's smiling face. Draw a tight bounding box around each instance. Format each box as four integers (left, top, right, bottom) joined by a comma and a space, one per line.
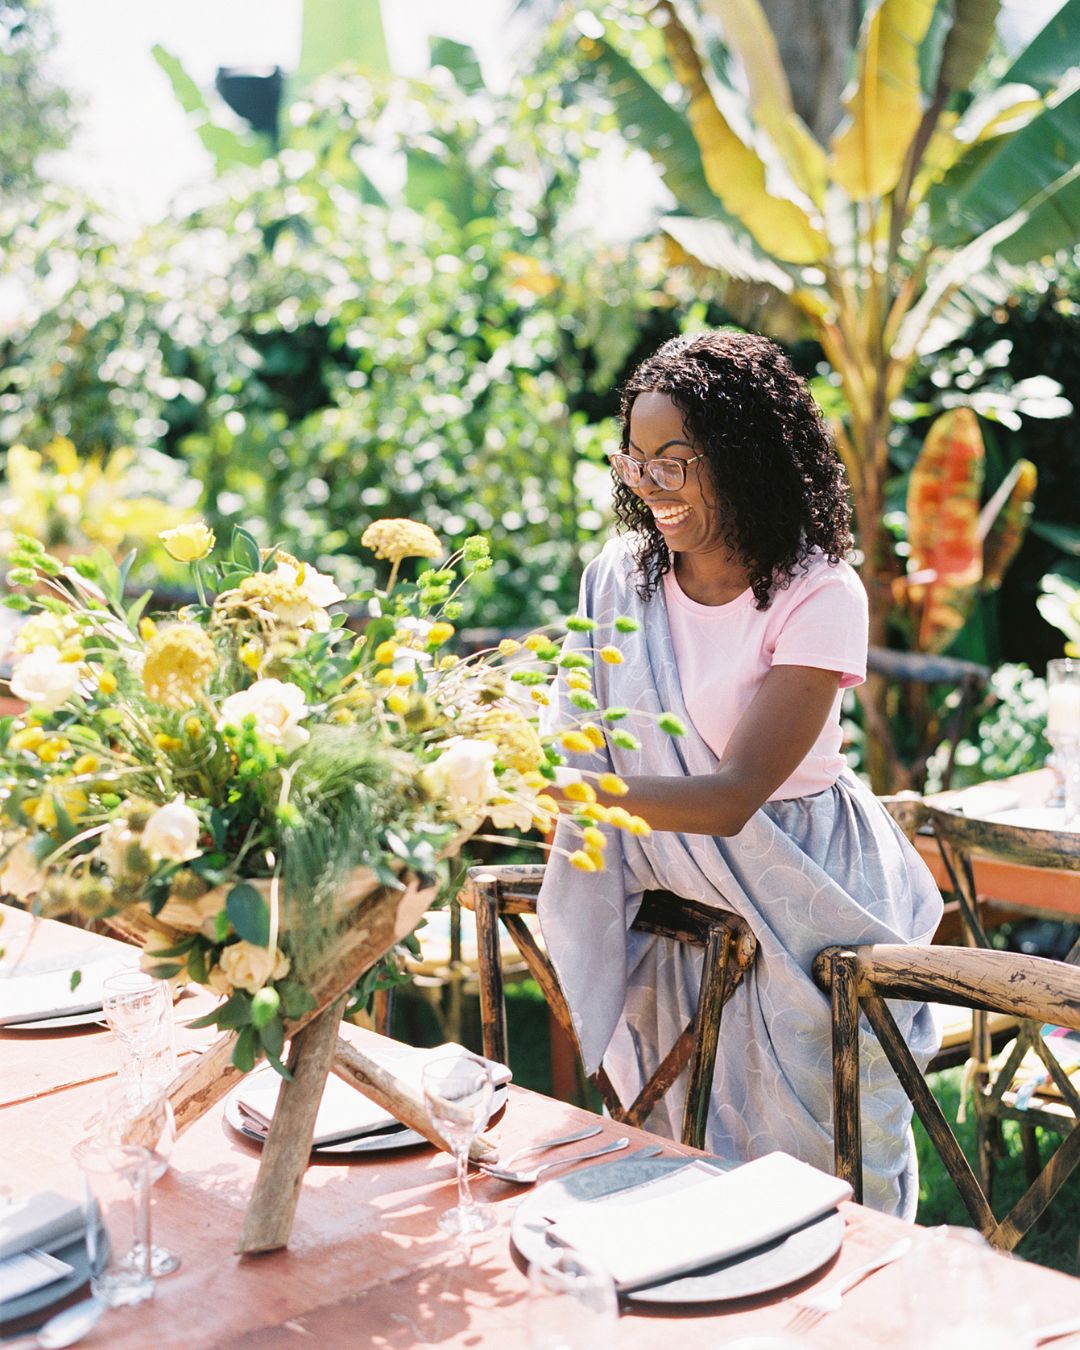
626, 391, 725, 556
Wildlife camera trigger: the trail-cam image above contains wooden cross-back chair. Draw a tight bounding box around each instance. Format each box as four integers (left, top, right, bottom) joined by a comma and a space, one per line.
459, 864, 757, 1150
814, 942, 1080, 1251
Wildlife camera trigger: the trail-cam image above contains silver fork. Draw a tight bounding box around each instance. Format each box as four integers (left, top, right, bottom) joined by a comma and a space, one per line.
496, 1124, 602, 1169
478, 1136, 630, 1183
787, 1236, 912, 1333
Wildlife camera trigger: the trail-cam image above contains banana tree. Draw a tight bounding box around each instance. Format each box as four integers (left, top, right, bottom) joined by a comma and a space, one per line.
571, 0, 1080, 785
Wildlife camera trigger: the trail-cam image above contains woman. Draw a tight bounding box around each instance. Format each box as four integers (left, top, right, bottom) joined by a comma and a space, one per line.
538, 330, 942, 1218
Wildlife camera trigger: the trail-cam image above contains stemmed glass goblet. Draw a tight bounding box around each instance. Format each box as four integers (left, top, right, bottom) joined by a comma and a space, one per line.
421, 1053, 496, 1237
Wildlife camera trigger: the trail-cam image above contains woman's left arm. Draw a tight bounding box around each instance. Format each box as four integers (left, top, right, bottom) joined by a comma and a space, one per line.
599, 664, 843, 836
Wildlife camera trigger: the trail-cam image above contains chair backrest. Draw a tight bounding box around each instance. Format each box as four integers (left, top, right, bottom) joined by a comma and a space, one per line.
461, 864, 756, 1149
865, 646, 990, 792
814, 942, 1080, 1249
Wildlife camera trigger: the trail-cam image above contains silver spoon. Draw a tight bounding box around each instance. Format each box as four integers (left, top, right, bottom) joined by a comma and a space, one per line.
496, 1125, 602, 1169
10, 1297, 106, 1349
479, 1136, 631, 1184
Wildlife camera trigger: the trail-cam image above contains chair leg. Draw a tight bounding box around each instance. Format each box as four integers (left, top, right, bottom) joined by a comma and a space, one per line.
371, 987, 394, 1037
681, 927, 730, 1150
1021, 1123, 1042, 1189
829, 949, 863, 1204
473, 889, 508, 1066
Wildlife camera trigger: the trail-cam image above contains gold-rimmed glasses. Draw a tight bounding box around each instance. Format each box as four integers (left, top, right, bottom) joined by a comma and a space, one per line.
608, 452, 704, 491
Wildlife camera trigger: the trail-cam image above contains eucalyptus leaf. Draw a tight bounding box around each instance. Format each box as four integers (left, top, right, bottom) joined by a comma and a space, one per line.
226, 882, 271, 947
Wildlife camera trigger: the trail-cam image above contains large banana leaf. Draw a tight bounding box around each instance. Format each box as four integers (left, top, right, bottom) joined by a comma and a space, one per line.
429, 37, 485, 94
296, 0, 389, 86
1003, 0, 1080, 93
903, 407, 985, 653
909, 84, 1043, 207
931, 86, 1080, 248
152, 46, 268, 172
698, 0, 828, 205
657, 1, 827, 262
994, 166, 1080, 264
829, 0, 938, 200
575, 22, 722, 219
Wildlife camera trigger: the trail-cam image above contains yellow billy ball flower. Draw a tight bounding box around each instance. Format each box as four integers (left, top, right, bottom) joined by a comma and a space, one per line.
597, 773, 629, 797
138, 617, 157, 641
582, 826, 606, 852
159, 522, 216, 563
438, 654, 459, 670
9, 726, 46, 753
523, 634, 548, 652
346, 687, 374, 707
142, 625, 217, 709
534, 793, 560, 813
523, 771, 548, 789
568, 850, 597, 872
581, 802, 611, 824
393, 670, 416, 687
627, 815, 652, 837
530, 689, 550, 705
36, 737, 71, 763
562, 780, 597, 804
331, 708, 355, 724
385, 692, 408, 716
606, 806, 633, 829
72, 753, 99, 775
239, 641, 262, 672
498, 638, 521, 655
580, 723, 605, 749
599, 646, 624, 665
183, 717, 203, 740
426, 622, 455, 646
153, 733, 184, 753
585, 847, 605, 870
58, 644, 85, 664
559, 730, 593, 754
374, 640, 398, 665
97, 670, 117, 696
373, 669, 396, 687
566, 671, 592, 691
360, 518, 442, 565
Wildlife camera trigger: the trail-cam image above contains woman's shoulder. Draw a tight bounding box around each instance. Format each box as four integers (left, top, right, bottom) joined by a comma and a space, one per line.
773, 548, 866, 610
582, 534, 640, 586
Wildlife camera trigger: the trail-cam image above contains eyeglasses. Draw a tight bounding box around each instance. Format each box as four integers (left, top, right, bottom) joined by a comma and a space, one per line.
608, 452, 704, 492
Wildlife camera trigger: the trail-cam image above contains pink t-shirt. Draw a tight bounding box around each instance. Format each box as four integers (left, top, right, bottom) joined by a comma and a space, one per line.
662, 549, 867, 800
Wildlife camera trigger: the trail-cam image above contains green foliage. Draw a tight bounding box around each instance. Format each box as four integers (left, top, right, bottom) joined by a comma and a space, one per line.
924, 663, 1049, 792
0, 1, 71, 199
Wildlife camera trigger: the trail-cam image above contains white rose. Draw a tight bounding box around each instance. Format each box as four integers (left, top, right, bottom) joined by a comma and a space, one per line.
142, 797, 202, 863
274, 560, 346, 609
0, 837, 43, 900
423, 738, 498, 810
9, 648, 82, 711
218, 940, 290, 994
488, 799, 535, 832
218, 678, 310, 752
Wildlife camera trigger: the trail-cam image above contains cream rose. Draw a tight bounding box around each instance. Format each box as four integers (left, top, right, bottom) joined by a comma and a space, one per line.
156, 887, 228, 937
218, 678, 309, 752
218, 940, 290, 994
273, 560, 346, 609
422, 737, 498, 810
0, 837, 43, 900
487, 799, 535, 832
9, 647, 82, 711
142, 797, 202, 863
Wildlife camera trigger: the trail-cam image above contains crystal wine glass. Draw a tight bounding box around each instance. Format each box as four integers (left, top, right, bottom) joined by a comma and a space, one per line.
527, 1247, 619, 1350
421, 1053, 496, 1237
101, 970, 176, 1091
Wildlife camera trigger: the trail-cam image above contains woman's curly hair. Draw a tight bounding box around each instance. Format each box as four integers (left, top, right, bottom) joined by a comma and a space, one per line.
615, 330, 853, 609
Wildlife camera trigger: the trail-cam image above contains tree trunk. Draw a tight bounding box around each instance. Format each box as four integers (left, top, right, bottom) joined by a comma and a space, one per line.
759, 0, 859, 142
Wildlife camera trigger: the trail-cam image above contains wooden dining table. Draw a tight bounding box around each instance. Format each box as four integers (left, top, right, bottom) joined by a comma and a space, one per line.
5, 904, 1080, 1348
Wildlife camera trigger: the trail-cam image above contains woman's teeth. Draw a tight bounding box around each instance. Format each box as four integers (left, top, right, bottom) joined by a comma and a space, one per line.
651, 505, 691, 528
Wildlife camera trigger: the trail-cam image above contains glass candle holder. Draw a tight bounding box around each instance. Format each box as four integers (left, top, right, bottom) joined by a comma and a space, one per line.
1047, 658, 1080, 827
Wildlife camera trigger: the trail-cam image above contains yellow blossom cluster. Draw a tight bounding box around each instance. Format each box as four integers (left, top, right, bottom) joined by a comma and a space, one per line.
142, 625, 217, 708
360, 518, 442, 565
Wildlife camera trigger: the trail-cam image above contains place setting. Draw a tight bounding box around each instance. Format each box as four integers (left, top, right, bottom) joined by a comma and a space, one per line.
0, 949, 141, 1033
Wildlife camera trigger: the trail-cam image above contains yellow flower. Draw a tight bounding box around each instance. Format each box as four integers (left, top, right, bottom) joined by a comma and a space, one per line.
374, 640, 398, 664
464, 708, 545, 774
28, 786, 89, 832
566, 671, 592, 691
142, 625, 217, 709
386, 692, 408, 715
427, 622, 455, 646
159, 522, 215, 563
597, 773, 629, 797
14, 613, 70, 654
345, 686, 374, 707
530, 689, 550, 705
560, 730, 593, 754
9, 726, 46, 753
581, 723, 605, 749
331, 708, 355, 724
568, 850, 598, 872
438, 655, 459, 670
184, 716, 203, 740
498, 638, 521, 655
373, 669, 395, 687
535, 793, 560, 813
58, 645, 85, 664
563, 780, 597, 804
360, 519, 442, 565
582, 826, 606, 852
139, 618, 157, 641
585, 847, 605, 870
36, 737, 71, 764
581, 802, 610, 823
239, 640, 263, 672
72, 753, 99, 775
393, 670, 416, 687
153, 733, 184, 752
599, 646, 624, 665
215, 573, 322, 635
627, 815, 652, 837
606, 806, 633, 829
523, 635, 547, 652
96, 669, 118, 696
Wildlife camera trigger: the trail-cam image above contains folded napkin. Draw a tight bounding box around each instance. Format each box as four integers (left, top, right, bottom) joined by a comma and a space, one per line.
0, 949, 137, 1026
235, 1041, 511, 1145
546, 1152, 852, 1291
0, 1192, 84, 1263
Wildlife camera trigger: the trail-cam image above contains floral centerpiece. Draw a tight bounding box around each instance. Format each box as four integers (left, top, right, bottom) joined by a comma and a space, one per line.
0, 518, 665, 1076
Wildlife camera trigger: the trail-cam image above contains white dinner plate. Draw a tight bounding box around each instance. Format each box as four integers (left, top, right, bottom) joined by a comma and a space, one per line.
512, 1155, 845, 1304
0, 1010, 107, 1032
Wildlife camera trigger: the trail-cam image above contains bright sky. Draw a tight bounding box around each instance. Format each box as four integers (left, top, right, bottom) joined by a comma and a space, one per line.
42, 0, 1064, 228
